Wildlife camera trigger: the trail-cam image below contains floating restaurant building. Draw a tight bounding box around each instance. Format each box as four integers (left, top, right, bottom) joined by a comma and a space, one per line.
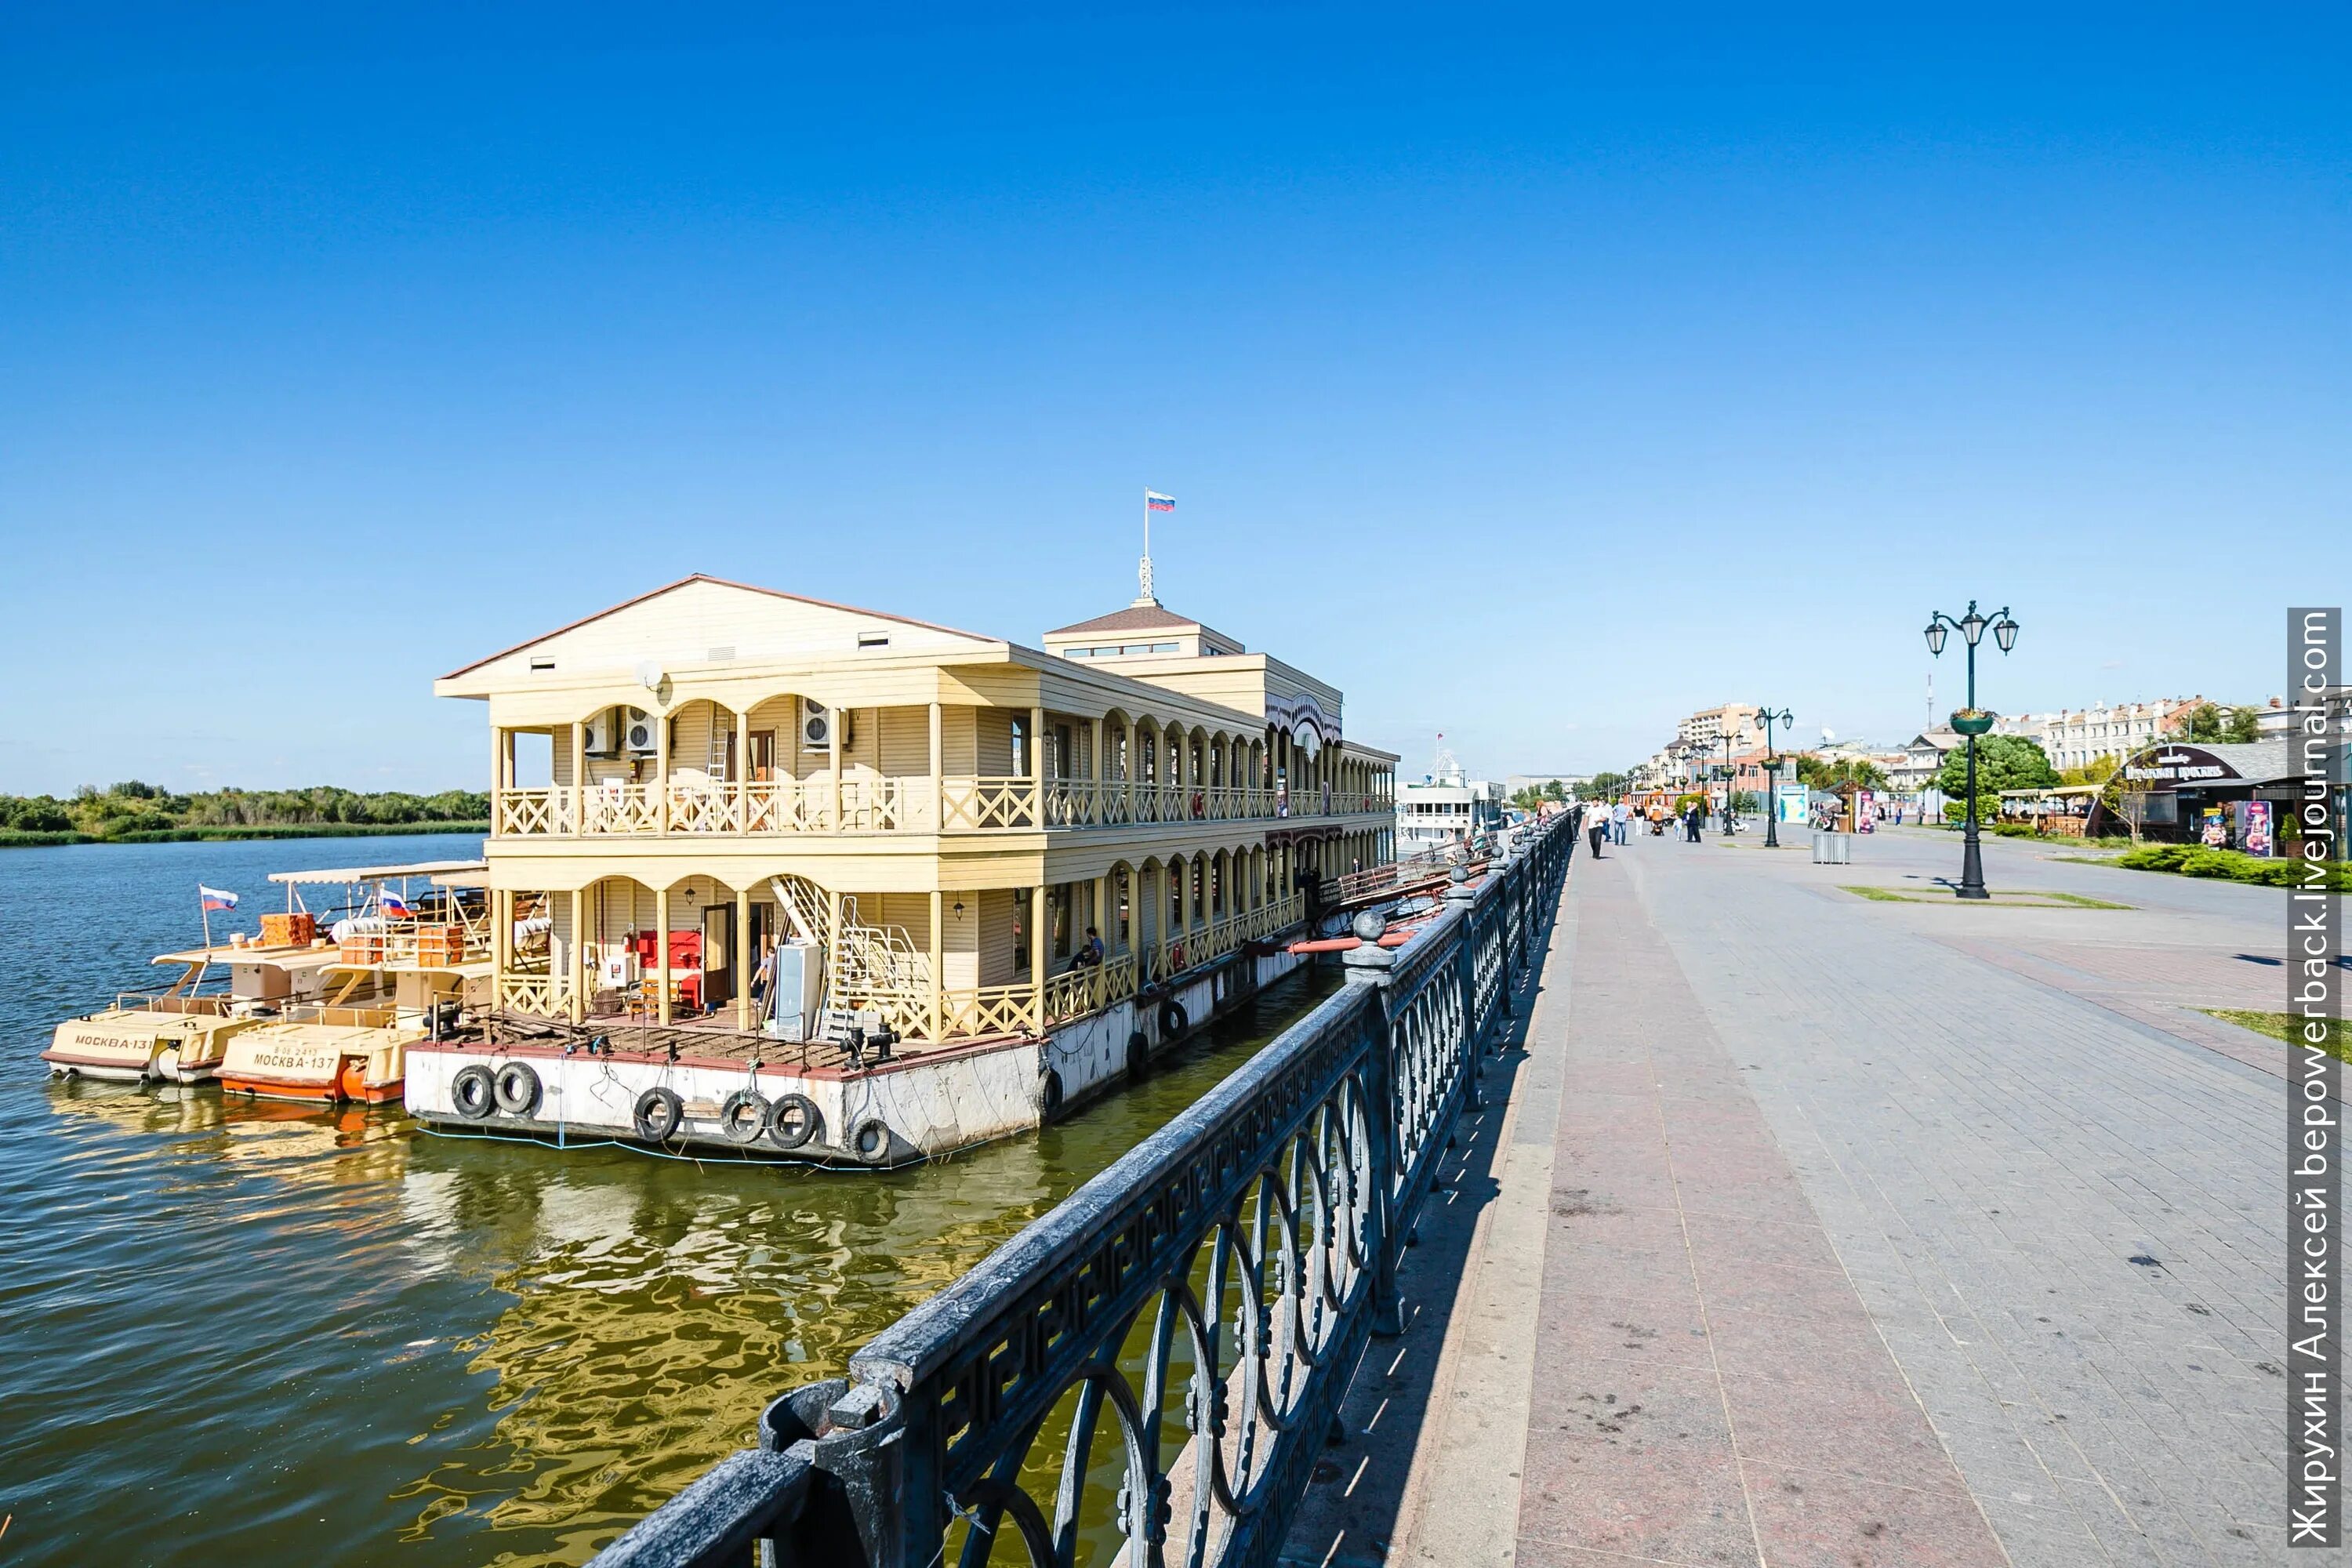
408, 575, 1397, 1163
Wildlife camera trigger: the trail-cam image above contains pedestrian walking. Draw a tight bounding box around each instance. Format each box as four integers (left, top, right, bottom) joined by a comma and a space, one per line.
1611, 798, 1631, 845
1587, 802, 1608, 858
1685, 802, 1704, 843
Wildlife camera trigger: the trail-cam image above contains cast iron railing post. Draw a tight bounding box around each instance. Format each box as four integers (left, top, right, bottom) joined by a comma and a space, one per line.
1342, 911, 1404, 1337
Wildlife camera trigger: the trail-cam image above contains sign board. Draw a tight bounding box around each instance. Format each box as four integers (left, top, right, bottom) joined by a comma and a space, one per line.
1776, 783, 1809, 824
2122, 745, 2242, 786
2241, 800, 2274, 857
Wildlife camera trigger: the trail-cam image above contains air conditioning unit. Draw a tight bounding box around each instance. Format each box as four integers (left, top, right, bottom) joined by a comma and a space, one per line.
583, 710, 619, 757
622, 706, 658, 754
803, 699, 849, 752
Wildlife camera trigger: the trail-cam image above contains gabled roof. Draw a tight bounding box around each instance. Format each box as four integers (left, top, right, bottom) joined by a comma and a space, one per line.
1044, 601, 1202, 637
440, 574, 993, 681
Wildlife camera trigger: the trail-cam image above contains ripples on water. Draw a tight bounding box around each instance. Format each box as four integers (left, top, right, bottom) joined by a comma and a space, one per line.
0, 835, 1335, 1566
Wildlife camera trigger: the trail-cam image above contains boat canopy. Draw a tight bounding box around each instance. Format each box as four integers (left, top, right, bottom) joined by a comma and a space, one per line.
267, 860, 486, 885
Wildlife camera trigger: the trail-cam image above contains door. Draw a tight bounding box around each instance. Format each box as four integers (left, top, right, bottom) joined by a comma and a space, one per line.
749, 730, 777, 782
702, 904, 735, 1011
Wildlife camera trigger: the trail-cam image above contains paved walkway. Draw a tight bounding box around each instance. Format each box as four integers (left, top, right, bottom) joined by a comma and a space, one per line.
1285, 826, 2325, 1567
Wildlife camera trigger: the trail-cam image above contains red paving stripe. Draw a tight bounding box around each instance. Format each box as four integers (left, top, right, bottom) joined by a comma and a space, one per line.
1523, 854, 2007, 1568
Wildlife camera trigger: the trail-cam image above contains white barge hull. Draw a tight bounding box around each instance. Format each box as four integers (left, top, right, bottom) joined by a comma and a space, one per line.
406, 950, 1305, 1167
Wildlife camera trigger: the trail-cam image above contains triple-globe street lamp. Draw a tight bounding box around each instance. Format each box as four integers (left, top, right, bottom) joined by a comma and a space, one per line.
1756, 706, 1794, 848
1924, 601, 2020, 900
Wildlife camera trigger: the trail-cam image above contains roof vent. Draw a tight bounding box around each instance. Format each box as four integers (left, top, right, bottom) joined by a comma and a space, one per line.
529, 657, 556, 672
858, 632, 890, 649
706, 646, 735, 662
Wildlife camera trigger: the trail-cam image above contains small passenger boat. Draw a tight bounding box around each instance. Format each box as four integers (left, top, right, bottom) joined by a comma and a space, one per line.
43, 940, 352, 1084
215, 861, 491, 1105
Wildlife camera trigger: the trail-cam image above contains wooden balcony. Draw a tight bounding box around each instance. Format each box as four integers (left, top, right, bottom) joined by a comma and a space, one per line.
491, 779, 1394, 840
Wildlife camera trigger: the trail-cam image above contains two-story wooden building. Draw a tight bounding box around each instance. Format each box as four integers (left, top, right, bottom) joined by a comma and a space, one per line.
407, 575, 1396, 1163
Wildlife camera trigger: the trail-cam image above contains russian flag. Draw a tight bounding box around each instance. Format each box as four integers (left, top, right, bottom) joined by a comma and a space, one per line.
1145, 491, 1175, 512
199, 886, 238, 912
379, 887, 414, 919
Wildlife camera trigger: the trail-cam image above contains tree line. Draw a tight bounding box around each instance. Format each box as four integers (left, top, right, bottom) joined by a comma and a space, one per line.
0, 782, 490, 839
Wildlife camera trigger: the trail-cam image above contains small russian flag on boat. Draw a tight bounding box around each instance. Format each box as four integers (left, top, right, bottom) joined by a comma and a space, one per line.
199, 886, 238, 912
1145, 491, 1175, 512
379, 887, 414, 919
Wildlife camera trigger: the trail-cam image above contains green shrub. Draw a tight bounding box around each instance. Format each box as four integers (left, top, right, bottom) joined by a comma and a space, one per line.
2117, 843, 2351, 891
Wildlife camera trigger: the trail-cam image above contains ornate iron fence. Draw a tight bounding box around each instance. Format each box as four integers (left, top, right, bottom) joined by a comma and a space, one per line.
591, 811, 1579, 1568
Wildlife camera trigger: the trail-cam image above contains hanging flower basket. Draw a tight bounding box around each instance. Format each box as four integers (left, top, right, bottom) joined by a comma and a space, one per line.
1950, 708, 1997, 737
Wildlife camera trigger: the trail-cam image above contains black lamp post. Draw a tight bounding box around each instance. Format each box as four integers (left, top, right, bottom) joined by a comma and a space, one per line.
1757, 707, 1793, 847
1924, 601, 2020, 900
1717, 732, 1739, 833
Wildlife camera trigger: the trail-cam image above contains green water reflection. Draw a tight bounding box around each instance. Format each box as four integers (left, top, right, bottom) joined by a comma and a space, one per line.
14, 965, 1334, 1568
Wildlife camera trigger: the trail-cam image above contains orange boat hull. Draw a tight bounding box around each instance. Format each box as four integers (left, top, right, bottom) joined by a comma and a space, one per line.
220, 1065, 404, 1105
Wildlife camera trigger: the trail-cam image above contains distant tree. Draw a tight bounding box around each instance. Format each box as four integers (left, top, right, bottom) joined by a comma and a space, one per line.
1543, 779, 1566, 802
1588, 770, 1631, 798
1795, 755, 1889, 792
2176, 702, 2261, 744
1934, 734, 2058, 823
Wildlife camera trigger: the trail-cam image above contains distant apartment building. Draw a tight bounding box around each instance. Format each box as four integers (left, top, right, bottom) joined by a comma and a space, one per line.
1994, 698, 2200, 771
1677, 702, 1762, 750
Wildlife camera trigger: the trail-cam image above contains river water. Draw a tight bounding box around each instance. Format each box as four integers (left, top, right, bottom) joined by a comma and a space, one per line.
0, 834, 1336, 1566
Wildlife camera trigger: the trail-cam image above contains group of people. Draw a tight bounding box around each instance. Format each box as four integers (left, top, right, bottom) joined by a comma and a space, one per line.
1580, 795, 1709, 857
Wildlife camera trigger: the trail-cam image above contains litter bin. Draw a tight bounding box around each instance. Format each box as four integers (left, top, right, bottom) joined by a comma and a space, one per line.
1811, 831, 1853, 865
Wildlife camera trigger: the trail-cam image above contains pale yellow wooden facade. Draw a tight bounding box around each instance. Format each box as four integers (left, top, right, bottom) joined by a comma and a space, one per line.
439, 576, 1397, 1045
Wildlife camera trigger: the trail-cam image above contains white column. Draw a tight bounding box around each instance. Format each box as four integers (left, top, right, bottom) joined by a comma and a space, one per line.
928, 700, 943, 831
827, 706, 842, 830
569, 721, 586, 830
734, 885, 752, 1031
928, 889, 944, 1040
568, 886, 588, 1022
655, 886, 673, 1025
655, 708, 671, 837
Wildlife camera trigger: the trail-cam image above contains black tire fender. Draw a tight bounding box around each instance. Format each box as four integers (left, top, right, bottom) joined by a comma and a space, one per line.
452, 1064, 496, 1120
848, 1116, 893, 1166
718, 1089, 770, 1145
1037, 1065, 1064, 1117
1158, 998, 1188, 1040
633, 1086, 685, 1143
1126, 1030, 1151, 1080
765, 1092, 821, 1152
492, 1062, 541, 1118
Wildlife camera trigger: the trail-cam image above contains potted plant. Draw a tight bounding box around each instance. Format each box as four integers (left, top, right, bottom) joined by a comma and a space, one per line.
1950, 707, 1997, 736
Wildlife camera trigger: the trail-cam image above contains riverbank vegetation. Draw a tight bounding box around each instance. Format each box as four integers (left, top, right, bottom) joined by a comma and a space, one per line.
0, 782, 488, 848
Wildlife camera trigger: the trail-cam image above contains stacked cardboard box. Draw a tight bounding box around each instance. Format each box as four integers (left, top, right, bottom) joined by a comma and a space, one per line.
412, 925, 466, 966
260, 911, 317, 948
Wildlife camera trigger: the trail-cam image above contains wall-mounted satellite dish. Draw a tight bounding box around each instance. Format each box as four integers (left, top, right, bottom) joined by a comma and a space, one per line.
636, 660, 666, 692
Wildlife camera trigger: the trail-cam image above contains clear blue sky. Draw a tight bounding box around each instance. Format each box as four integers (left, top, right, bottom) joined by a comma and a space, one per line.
2, 4, 2344, 795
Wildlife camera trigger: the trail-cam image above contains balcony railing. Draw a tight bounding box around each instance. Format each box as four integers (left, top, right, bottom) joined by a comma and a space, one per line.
492, 779, 1396, 839
1149, 891, 1306, 982
586, 810, 1577, 1568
